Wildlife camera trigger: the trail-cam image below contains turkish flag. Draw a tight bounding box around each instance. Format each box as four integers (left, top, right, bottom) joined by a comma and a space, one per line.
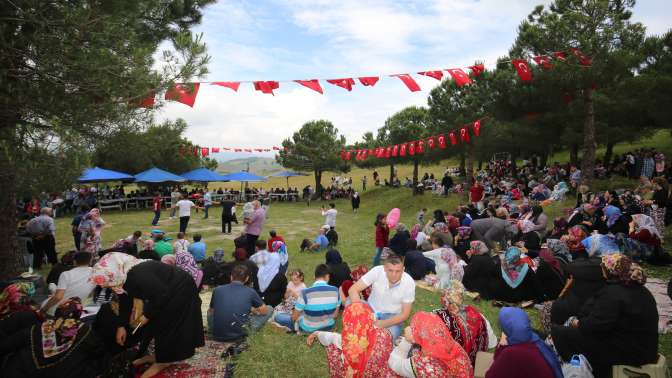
469, 64, 485, 77
212, 147, 220, 153
569, 48, 592, 66
449, 132, 457, 146
165, 83, 200, 107
460, 128, 470, 143
532, 56, 553, 70
447, 68, 472, 87
234, 149, 242, 152
272, 146, 280, 150
294, 79, 324, 94
392, 144, 399, 157
385, 147, 392, 159
358, 77, 380, 87
211, 82, 241, 92
438, 135, 446, 149
368, 149, 374, 155
418, 71, 444, 80
400, 144, 407, 157
193, 148, 199, 156
244, 149, 252, 152
201, 147, 210, 157
391, 74, 421, 92
254, 81, 279, 95
255, 148, 263, 152
137, 92, 155, 108
223, 148, 231, 151
417, 140, 425, 154
512, 59, 533, 82
264, 149, 270, 152
362, 150, 368, 159
345, 151, 351, 161
427, 137, 435, 149
376, 148, 384, 158
409, 142, 416, 156
327, 78, 355, 91
552, 51, 567, 61
473, 119, 481, 136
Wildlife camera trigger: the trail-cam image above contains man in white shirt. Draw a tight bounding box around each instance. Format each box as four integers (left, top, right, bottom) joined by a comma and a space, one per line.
348, 255, 415, 340
321, 203, 338, 230
173, 195, 201, 233
41, 252, 95, 315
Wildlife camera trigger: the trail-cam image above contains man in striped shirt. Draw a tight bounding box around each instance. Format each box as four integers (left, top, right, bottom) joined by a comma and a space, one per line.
274, 264, 340, 333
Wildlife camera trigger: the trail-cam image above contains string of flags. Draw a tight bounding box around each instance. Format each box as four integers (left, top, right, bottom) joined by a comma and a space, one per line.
340, 119, 483, 161
137, 48, 592, 108
179, 145, 287, 157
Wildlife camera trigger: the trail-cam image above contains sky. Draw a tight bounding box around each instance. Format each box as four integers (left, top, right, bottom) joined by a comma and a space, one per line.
156, 0, 671, 160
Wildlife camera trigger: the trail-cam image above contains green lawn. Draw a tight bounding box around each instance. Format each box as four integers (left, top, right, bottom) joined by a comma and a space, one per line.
51, 181, 671, 377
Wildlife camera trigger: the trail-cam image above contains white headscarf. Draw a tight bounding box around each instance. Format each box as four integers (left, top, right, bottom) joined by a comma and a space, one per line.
251, 250, 281, 292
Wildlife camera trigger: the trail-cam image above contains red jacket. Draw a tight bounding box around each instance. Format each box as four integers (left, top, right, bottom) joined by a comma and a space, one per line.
375, 224, 389, 248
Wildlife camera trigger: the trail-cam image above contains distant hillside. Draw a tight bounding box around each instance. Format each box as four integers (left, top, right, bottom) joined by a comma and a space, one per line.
216, 157, 284, 175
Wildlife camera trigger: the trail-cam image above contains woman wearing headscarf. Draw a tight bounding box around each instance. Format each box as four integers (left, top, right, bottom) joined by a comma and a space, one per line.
325, 249, 351, 288
534, 240, 570, 302
516, 219, 542, 258
552, 254, 658, 378
433, 280, 496, 366
0, 282, 42, 345
351, 191, 360, 213
423, 236, 463, 289
306, 302, 399, 378
648, 177, 668, 234
339, 266, 371, 305
77, 208, 105, 254
91, 252, 204, 378
250, 247, 287, 307
489, 247, 539, 303
175, 249, 203, 289
388, 223, 410, 256
388, 311, 473, 378
548, 217, 568, 239
160, 254, 176, 265
270, 240, 289, 274
138, 239, 160, 261
0, 298, 106, 378
604, 205, 629, 234
429, 221, 453, 247
462, 241, 497, 297
562, 225, 588, 260
486, 307, 563, 378
567, 203, 602, 232
549, 181, 569, 201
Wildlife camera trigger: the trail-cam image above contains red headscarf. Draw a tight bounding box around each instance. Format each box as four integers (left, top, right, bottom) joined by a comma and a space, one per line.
411, 312, 473, 378
341, 303, 377, 378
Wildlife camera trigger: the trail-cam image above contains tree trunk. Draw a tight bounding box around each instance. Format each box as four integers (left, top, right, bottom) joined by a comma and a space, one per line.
465, 143, 475, 189
0, 121, 21, 280
389, 163, 395, 183
540, 152, 549, 168
478, 160, 483, 170
570, 144, 579, 166
604, 141, 614, 165
459, 151, 466, 176
314, 170, 322, 198
580, 88, 596, 186
412, 159, 419, 195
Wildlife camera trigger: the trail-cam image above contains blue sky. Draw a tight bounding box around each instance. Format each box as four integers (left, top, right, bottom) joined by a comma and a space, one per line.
157, 0, 671, 160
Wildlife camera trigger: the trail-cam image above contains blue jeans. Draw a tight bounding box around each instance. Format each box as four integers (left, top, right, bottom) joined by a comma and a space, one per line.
273, 313, 333, 333
377, 312, 402, 340
373, 247, 383, 266
203, 204, 211, 219
208, 307, 273, 336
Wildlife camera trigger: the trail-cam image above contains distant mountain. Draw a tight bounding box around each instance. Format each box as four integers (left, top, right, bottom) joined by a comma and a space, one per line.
216, 157, 284, 175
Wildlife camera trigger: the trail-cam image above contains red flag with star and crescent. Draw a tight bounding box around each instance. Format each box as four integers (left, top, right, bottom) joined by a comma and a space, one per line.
512, 59, 533, 82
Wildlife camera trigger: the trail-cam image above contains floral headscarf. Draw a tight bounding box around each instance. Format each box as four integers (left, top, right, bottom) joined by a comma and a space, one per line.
0, 281, 37, 317
566, 226, 588, 252
500, 247, 529, 289
271, 240, 289, 267
410, 312, 473, 378
546, 239, 572, 262
341, 303, 377, 378
440, 279, 465, 314
601, 254, 647, 286
161, 254, 176, 265
440, 248, 464, 281
410, 224, 422, 240
432, 222, 450, 234
176, 250, 203, 287
457, 226, 472, 239
468, 240, 489, 256
349, 265, 372, 299
518, 220, 536, 234
90, 252, 147, 294
37, 297, 85, 361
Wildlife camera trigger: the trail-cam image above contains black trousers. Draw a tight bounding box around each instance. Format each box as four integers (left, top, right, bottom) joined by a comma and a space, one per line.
222, 218, 232, 233
245, 233, 259, 258
179, 216, 190, 233
32, 234, 57, 269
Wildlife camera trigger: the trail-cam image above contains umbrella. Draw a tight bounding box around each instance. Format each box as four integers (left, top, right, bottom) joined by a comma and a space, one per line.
78, 167, 135, 183
219, 171, 267, 182
134, 167, 185, 183
181, 167, 229, 182
270, 171, 307, 188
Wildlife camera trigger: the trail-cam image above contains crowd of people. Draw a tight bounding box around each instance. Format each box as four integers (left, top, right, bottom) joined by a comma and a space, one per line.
4, 150, 672, 378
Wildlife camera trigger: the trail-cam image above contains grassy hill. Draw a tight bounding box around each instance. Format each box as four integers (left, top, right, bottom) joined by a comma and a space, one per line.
216, 157, 283, 176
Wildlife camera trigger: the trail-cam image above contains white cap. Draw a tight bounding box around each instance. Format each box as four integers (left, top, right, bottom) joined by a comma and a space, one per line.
321, 224, 331, 230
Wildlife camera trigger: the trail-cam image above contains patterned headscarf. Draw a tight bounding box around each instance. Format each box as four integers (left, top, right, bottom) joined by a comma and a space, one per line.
433, 222, 451, 234
601, 254, 647, 286
604, 205, 622, 228
440, 279, 465, 314
632, 214, 662, 240
457, 226, 472, 239
271, 240, 289, 267
161, 254, 176, 265
566, 226, 588, 252
500, 247, 529, 289
410, 224, 422, 240
518, 220, 536, 234
37, 298, 85, 361
468, 240, 489, 256
176, 250, 203, 287
546, 239, 572, 262
0, 282, 36, 317
349, 265, 372, 298
341, 302, 377, 378
410, 312, 473, 378
90, 252, 147, 294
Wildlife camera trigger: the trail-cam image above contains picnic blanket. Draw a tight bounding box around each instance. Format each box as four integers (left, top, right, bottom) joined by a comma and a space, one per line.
645, 277, 672, 334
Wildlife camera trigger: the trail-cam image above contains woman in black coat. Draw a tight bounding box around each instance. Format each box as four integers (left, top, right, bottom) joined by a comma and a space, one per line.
461, 241, 497, 298
91, 253, 204, 378
550, 256, 605, 325
552, 254, 658, 378
351, 192, 360, 213
325, 249, 351, 288
387, 224, 410, 256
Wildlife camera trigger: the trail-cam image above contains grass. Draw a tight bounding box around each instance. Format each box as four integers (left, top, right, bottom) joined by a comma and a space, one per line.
51, 181, 671, 377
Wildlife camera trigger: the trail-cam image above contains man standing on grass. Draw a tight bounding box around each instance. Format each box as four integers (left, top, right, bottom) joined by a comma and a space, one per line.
348, 255, 415, 340
202, 188, 212, 219
173, 195, 202, 233
321, 203, 337, 230
151, 191, 162, 226
169, 187, 181, 219
469, 179, 485, 211
243, 200, 266, 258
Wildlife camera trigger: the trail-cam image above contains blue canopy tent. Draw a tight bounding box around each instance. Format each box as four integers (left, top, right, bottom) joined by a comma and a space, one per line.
180, 167, 229, 183
134, 167, 185, 183
269, 170, 307, 188
78, 167, 135, 183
